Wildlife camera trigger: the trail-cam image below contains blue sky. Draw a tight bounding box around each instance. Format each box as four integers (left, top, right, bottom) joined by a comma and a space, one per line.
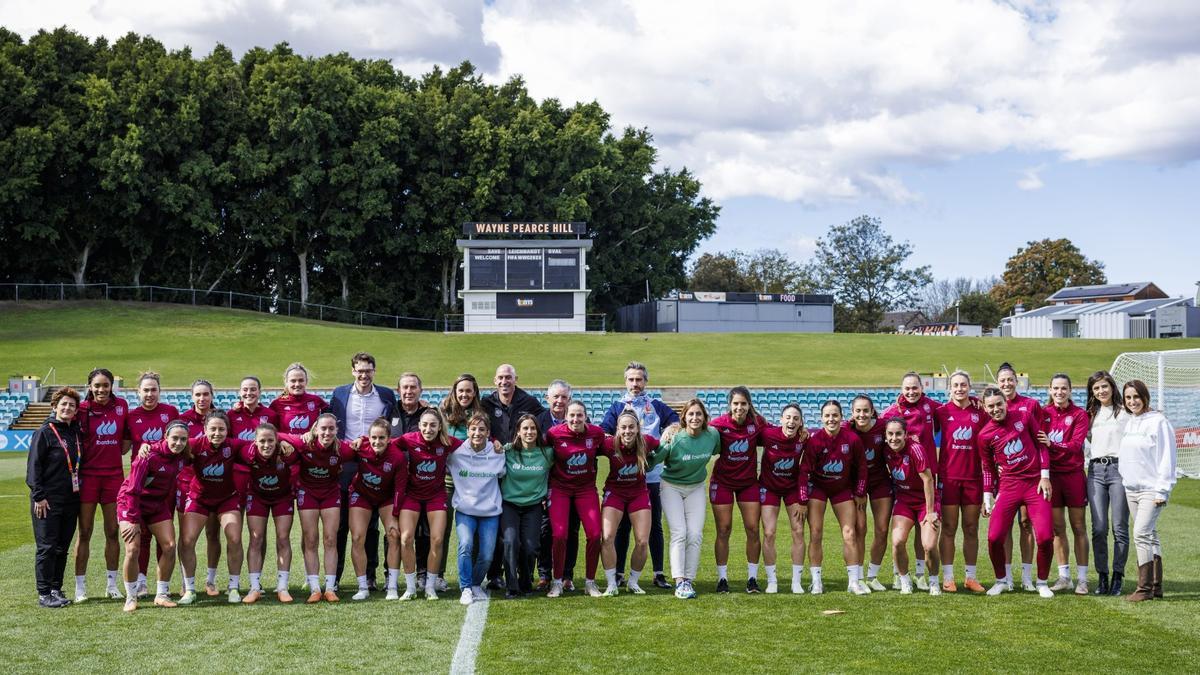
5, 1, 1198, 298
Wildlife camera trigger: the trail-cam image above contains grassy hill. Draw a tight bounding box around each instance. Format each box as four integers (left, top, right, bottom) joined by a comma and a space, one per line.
3, 301, 1199, 388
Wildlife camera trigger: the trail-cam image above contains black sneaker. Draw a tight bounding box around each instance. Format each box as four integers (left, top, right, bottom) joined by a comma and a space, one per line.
615, 572, 625, 586
49, 590, 71, 607
746, 577, 760, 594
486, 578, 504, 591
653, 574, 672, 589
504, 590, 521, 600
716, 578, 730, 594
39, 594, 57, 608
368, 578, 379, 592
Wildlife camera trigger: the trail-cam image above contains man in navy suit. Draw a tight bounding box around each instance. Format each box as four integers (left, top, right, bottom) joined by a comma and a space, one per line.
330, 352, 397, 591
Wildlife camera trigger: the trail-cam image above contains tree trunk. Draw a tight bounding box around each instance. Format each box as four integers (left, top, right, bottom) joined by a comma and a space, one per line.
72, 243, 90, 287
132, 264, 142, 288
297, 250, 309, 304
341, 272, 349, 305
449, 250, 461, 310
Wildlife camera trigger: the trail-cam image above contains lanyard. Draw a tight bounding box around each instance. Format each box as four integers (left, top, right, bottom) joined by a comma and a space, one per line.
47, 423, 80, 475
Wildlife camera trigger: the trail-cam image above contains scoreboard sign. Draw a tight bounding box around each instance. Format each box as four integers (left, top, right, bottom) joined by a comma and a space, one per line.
463, 222, 586, 236
467, 246, 582, 291
506, 249, 544, 289
468, 249, 505, 290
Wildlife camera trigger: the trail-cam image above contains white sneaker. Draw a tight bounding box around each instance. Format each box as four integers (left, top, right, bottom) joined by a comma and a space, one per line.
929, 583, 942, 596
352, 589, 369, 601
75, 592, 89, 603
986, 582, 1007, 596
1037, 584, 1054, 599
850, 580, 871, 595
791, 578, 805, 594
547, 580, 563, 598
1050, 576, 1072, 592
459, 589, 473, 606
899, 577, 913, 594
385, 587, 399, 601
914, 575, 929, 591
227, 588, 240, 604
471, 586, 488, 602
627, 581, 645, 595
399, 588, 417, 601
603, 584, 619, 597
585, 580, 602, 597
425, 585, 438, 601
866, 577, 887, 592
810, 578, 824, 595
1075, 580, 1089, 595
107, 585, 124, 600
1022, 578, 1037, 592
1003, 578, 1015, 592
765, 579, 778, 594
435, 576, 451, 592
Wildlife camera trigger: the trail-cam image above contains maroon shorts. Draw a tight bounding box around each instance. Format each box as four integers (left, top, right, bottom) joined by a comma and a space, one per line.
709, 479, 758, 505
808, 481, 854, 505
399, 492, 447, 513
184, 492, 240, 517
233, 469, 251, 509
759, 486, 803, 508
245, 493, 294, 518
348, 491, 390, 512
941, 478, 984, 507
296, 488, 341, 511
117, 498, 174, 526
866, 479, 893, 501
1051, 471, 1087, 508
892, 496, 934, 523
602, 488, 651, 513
80, 472, 123, 505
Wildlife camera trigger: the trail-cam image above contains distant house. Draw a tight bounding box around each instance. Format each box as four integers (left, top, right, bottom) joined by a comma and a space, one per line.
1045, 282, 1167, 304
1001, 281, 1197, 339
880, 310, 928, 333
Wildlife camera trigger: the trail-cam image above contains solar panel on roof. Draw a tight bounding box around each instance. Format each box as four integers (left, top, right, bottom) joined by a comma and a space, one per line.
1053, 284, 1140, 299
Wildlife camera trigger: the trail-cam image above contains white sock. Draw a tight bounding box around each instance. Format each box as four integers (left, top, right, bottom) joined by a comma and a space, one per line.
357, 575, 369, 591
183, 576, 196, 592
629, 570, 642, 585
1077, 565, 1088, 581
810, 566, 823, 582
899, 573, 911, 584
107, 570, 119, 586
1005, 563, 1012, 580
604, 568, 617, 586
324, 575, 336, 592
1022, 563, 1033, 582
966, 564, 978, 580
387, 569, 400, 590
747, 562, 759, 579
278, 571, 289, 589
306, 575, 319, 592
405, 572, 417, 590
929, 574, 939, 586
716, 564, 728, 580
792, 565, 804, 582
944, 563, 956, 582
847, 565, 860, 583
75, 575, 86, 593
425, 575, 436, 593
915, 559, 926, 576
124, 580, 136, 597
156, 581, 170, 596
1036, 578, 1048, 587
249, 573, 261, 591
867, 562, 881, 579
137, 573, 147, 586
765, 565, 777, 583
206, 568, 218, 585
228, 574, 239, 590
1058, 564, 1070, 580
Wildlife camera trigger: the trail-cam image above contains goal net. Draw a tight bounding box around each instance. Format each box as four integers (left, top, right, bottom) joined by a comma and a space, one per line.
1110, 348, 1200, 478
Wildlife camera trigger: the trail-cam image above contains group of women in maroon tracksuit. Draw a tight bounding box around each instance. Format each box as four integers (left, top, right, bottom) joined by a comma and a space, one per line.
44, 359, 1157, 610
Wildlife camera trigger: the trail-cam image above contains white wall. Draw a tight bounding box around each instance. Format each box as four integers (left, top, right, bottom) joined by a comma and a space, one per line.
461, 291, 589, 333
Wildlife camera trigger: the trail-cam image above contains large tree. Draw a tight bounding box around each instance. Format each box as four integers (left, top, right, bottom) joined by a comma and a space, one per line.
805, 215, 932, 333
991, 238, 1106, 314
688, 248, 812, 294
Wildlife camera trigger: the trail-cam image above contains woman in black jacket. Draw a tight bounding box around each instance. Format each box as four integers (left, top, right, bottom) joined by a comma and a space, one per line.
27, 387, 84, 608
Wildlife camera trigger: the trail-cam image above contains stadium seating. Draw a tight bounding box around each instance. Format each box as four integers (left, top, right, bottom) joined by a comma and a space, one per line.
0, 392, 31, 431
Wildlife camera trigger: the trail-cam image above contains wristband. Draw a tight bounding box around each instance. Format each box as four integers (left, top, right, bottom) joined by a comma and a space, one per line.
1040, 470, 1050, 479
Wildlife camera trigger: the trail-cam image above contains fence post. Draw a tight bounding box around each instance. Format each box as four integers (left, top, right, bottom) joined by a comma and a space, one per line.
229, 291, 232, 308
105, 284, 109, 301
258, 296, 262, 313
192, 289, 196, 305
319, 305, 323, 321
149, 286, 153, 303
360, 311, 363, 325
14, 285, 18, 302
60, 282, 64, 301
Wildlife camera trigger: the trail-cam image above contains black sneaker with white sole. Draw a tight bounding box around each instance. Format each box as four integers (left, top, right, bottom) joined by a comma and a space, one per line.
653, 574, 672, 589
746, 577, 760, 594
716, 578, 730, 594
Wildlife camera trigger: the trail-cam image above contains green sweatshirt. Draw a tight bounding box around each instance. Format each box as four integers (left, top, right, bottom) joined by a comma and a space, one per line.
652, 427, 719, 486
501, 444, 555, 506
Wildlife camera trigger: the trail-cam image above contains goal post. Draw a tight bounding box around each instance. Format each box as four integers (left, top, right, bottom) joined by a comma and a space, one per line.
1110, 348, 1200, 478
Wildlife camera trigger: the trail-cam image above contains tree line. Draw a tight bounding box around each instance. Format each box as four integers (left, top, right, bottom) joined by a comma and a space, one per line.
0, 27, 718, 318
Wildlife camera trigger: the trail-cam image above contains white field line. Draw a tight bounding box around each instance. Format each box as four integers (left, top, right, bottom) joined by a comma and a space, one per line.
449, 593, 490, 675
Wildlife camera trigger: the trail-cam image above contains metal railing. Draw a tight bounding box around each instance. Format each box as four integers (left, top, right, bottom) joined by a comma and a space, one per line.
0, 283, 440, 331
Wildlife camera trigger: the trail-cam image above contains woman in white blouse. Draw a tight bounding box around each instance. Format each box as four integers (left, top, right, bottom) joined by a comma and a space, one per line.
1084, 371, 1129, 596
1117, 379, 1177, 602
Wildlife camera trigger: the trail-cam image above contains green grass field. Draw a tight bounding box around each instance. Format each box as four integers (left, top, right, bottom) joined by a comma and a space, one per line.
2, 301, 1199, 673
4, 301, 1199, 388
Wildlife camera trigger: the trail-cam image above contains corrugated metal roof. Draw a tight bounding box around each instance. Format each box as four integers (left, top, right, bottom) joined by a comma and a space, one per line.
1046, 282, 1157, 302
1016, 297, 1184, 319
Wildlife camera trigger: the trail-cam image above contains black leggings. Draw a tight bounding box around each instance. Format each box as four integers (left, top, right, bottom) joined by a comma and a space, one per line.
32, 499, 79, 595
501, 502, 543, 593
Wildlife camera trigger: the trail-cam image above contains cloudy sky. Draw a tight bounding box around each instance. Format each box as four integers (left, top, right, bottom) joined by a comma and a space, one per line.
6, 0, 1199, 297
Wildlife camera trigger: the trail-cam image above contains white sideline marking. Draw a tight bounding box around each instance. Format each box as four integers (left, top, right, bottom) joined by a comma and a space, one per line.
449, 595, 490, 675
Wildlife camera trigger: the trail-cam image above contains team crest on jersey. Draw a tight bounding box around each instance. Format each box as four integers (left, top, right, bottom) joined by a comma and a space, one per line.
329, 456, 337, 465
116, 406, 125, 416
585, 439, 594, 449
160, 413, 169, 423
436, 447, 444, 456
840, 443, 849, 454
383, 462, 393, 472
260, 416, 269, 423
494, 409, 502, 417
222, 447, 231, 458
748, 424, 756, 434
971, 414, 980, 423
1065, 416, 1074, 426
923, 404, 931, 412
1015, 421, 1024, 432
307, 402, 315, 411
873, 435, 882, 444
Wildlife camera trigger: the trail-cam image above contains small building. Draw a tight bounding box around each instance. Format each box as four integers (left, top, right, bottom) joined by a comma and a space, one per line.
1002, 294, 1197, 339
880, 310, 929, 333
617, 292, 834, 333
908, 322, 983, 337
1045, 282, 1168, 305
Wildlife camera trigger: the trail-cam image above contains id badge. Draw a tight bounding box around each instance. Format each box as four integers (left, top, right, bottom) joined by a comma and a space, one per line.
70, 472, 81, 493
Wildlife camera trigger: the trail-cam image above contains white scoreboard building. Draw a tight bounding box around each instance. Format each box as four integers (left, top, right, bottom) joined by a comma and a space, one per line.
457, 222, 593, 333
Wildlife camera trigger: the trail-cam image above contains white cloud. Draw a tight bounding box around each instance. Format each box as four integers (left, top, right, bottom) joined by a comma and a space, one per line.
1017, 165, 1046, 191
4, 0, 1199, 203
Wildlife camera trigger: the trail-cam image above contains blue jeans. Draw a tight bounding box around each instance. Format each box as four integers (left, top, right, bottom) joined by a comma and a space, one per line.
456, 512, 499, 590
1088, 460, 1129, 575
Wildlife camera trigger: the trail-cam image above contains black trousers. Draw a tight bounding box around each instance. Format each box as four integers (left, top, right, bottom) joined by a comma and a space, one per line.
538, 503, 579, 580
614, 482, 665, 575
501, 502, 543, 593
32, 499, 79, 595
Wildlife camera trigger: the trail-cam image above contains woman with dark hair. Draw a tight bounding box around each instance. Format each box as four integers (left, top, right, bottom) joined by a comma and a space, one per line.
394, 408, 462, 600
74, 368, 129, 602
849, 395, 891, 592
544, 400, 607, 598
448, 413, 506, 605
759, 404, 810, 594
346, 418, 406, 601
996, 361, 1039, 591
28, 387, 83, 608
1085, 370, 1129, 594
501, 414, 554, 598
882, 418, 941, 595
240, 423, 299, 604
116, 420, 190, 611
655, 399, 721, 599
598, 411, 660, 596
1039, 373, 1090, 595
933, 371, 987, 593
806, 400, 868, 594
1119, 380, 1177, 602
179, 379, 226, 598
439, 373, 482, 593
708, 386, 766, 593
123, 371, 180, 598
881, 372, 939, 590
